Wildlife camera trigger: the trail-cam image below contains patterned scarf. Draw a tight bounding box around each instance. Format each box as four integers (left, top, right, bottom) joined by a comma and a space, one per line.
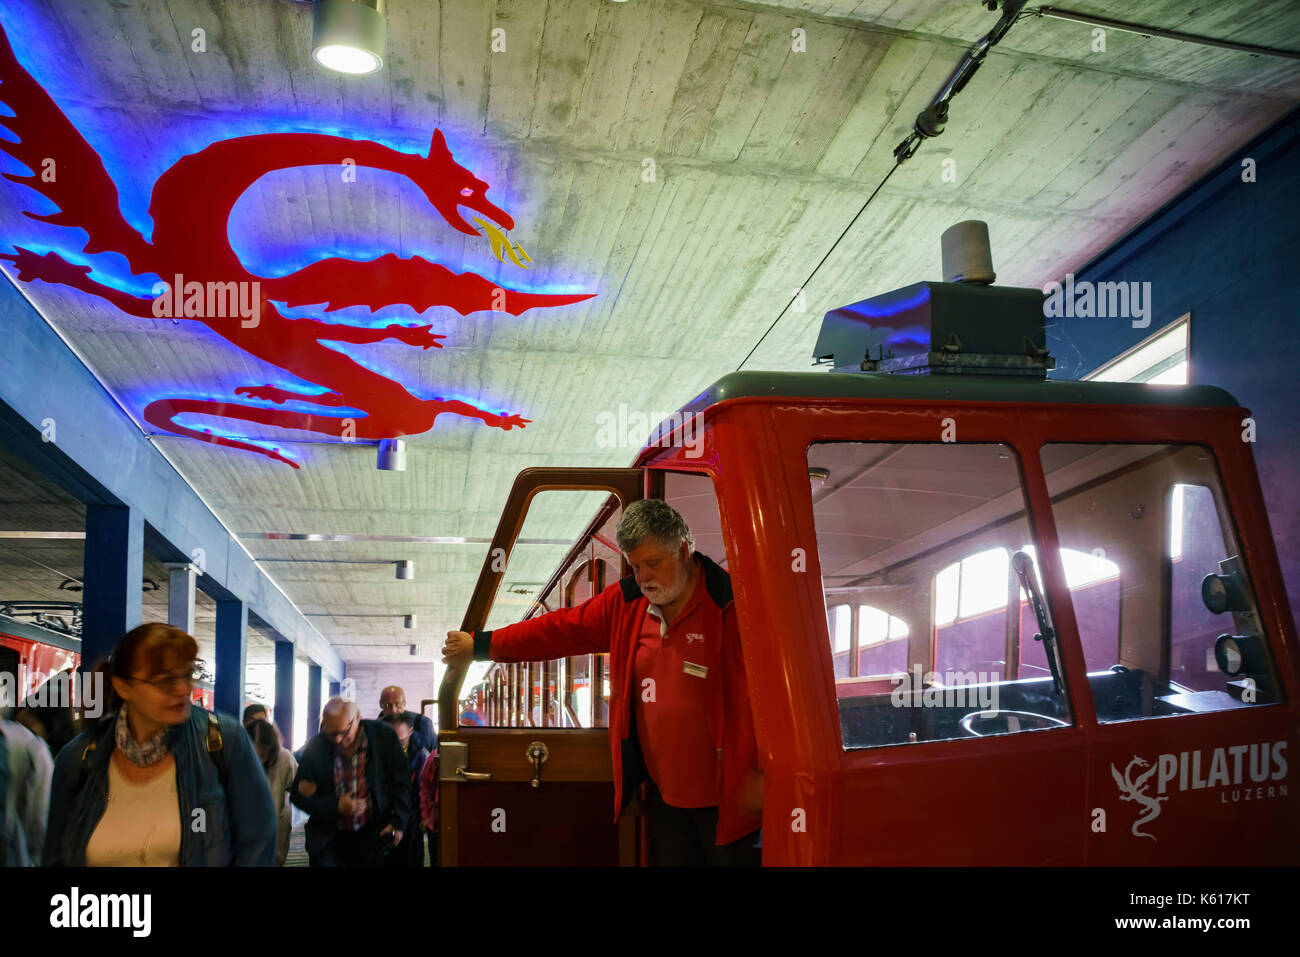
114, 704, 171, 767
333, 723, 369, 831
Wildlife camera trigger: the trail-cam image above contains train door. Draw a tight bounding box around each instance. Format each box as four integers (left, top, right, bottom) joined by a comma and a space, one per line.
1040, 443, 1299, 863
437, 468, 643, 866
0, 641, 19, 710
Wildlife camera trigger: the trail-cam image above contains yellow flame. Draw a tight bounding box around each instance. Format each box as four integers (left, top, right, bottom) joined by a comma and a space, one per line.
472, 217, 531, 269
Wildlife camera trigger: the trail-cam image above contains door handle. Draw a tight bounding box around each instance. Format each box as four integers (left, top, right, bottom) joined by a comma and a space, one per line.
439, 742, 491, 782
527, 741, 549, 788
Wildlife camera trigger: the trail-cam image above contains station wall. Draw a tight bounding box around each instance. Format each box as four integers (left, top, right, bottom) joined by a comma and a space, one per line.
344, 661, 438, 727
1047, 108, 1300, 610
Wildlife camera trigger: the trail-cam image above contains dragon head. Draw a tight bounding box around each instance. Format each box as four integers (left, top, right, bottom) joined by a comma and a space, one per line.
410, 129, 515, 238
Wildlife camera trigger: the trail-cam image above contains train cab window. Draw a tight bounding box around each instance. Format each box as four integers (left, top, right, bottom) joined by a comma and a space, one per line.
1040, 444, 1284, 722
807, 442, 1074, 751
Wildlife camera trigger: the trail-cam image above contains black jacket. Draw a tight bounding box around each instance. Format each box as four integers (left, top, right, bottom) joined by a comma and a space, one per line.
380, 710, 435, 753
291, 719, 411, 859
401, 740, 429, 832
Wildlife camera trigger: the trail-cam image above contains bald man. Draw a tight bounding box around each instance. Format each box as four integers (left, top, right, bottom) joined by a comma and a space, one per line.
291, 697, 412, 867
378, 686, 436, 753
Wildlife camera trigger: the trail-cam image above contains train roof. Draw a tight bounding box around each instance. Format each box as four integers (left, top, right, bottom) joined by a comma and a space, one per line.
680, 371, 1241, 418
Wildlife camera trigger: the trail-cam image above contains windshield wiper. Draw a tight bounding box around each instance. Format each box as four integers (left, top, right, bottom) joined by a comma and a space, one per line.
1012, 551, 1064, 696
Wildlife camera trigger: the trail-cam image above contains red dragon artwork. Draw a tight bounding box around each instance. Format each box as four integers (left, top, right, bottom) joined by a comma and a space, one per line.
0, 19, 593, 468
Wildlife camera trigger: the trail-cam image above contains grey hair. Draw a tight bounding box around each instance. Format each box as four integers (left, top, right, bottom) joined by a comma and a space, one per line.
616, 499, 694, 554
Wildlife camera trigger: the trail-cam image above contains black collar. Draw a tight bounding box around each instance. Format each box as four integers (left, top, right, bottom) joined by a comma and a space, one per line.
618, 551, 733, 609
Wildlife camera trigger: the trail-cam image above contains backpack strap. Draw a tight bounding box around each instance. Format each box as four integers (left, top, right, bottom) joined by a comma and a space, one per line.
205, 711, 228, 790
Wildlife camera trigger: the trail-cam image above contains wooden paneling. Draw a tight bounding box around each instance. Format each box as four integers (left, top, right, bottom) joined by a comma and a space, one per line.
441, 726, 612, 781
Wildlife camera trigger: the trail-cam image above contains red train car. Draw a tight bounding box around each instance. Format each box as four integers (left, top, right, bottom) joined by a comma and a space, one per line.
440, 248, 1297, 866
0, 615, 80, 710
1, 616, 254, 721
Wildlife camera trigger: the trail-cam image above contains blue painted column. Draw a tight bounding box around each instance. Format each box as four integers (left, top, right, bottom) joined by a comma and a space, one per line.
165, 562, 197, 635
82, 504, 143, 671
274, 640, 295, 747
214, 599, 247, 717
328, 679, 341, 699
307, 663, 323, 738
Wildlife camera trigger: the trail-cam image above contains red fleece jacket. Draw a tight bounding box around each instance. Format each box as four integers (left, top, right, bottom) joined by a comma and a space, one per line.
473, 553, 761, 845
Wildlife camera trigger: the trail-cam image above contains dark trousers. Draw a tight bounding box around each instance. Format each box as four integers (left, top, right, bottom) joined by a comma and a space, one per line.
313, 825, 387, 867
647, 782, 761, 867
384, 827, 425, 867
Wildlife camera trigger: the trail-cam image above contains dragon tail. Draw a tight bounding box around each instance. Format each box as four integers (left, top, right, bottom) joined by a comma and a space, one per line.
0, 18, 154, 273
143, 398, 362, 469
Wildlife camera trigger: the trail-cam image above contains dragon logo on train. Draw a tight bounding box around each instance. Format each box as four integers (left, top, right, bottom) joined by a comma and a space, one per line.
1111, 756, 1166, 841
1113, 741, 1289, 842
0, 19, 593, 468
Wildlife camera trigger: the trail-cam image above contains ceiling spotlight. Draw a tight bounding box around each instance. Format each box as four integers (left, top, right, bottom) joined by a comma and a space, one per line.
312, 0, 386, 76
808, 467, 830, 495
396, 559, 415, 580
377, 438, 406, 471
403, 614, 417, 629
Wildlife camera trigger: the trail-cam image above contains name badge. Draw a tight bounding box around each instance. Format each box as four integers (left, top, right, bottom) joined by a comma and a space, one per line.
683, 661, 708, 679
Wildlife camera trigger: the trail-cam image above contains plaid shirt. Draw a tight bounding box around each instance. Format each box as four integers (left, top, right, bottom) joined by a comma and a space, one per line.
333, 725, 369, 831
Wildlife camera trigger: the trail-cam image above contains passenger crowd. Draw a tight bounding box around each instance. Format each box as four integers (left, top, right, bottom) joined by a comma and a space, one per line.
0, 623, 439, 867
0, 500, 762, 867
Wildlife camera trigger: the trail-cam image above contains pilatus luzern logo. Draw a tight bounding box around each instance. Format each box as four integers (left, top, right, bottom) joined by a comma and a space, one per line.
1113, 741, 1289, 842
1112, 756, 1167, 841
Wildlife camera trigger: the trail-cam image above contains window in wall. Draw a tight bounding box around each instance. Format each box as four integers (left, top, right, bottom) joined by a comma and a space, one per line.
857, 606, 909, 678
1013, 544, 1121, 677
1087, 314, 1189, 385
1041, 443, 1283, 722
807, 441, 1073, 751
828, 604, 851, 678
931, 544, 1119, 680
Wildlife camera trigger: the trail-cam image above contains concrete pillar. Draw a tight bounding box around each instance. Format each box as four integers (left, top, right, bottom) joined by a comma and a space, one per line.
165, 562, 197, 635
82, 504, 144, 670
307, 663, 323, 737
214, 599, 247, 716
274, 640, 295, 746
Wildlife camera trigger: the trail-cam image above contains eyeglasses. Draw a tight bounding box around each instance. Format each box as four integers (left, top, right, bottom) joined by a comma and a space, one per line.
325, 714, 358, 741
127, 660, 206, 693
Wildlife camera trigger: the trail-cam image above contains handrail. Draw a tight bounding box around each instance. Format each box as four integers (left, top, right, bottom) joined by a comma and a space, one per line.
438, 467, 643, 732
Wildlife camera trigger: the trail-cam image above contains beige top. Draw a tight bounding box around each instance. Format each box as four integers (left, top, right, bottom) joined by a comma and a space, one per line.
84, 756, 182, 867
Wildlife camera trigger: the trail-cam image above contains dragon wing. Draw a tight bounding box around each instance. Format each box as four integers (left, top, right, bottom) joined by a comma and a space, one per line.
0, 19, 154, 274
1134, 762, 1158, 788
1110, 764, 1127, 792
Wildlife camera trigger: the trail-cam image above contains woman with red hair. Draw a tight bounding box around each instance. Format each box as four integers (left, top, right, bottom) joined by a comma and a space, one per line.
44, 623, 276, 866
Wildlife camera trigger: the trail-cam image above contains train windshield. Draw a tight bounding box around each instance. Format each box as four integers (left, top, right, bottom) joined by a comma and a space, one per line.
806, 441, 1074, 751
1041, 443, 1284, 721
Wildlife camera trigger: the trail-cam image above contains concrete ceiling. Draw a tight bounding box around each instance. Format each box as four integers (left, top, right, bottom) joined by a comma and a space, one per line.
0, 0, 1296, 668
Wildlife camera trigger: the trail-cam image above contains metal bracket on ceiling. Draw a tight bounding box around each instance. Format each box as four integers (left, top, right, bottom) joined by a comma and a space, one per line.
893, 0, 1030, 164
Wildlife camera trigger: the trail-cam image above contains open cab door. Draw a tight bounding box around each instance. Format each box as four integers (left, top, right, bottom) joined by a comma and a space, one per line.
436, 468, 643, 866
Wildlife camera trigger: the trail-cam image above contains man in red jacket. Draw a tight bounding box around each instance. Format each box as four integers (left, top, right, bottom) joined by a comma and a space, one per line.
442, 499, 762, 865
